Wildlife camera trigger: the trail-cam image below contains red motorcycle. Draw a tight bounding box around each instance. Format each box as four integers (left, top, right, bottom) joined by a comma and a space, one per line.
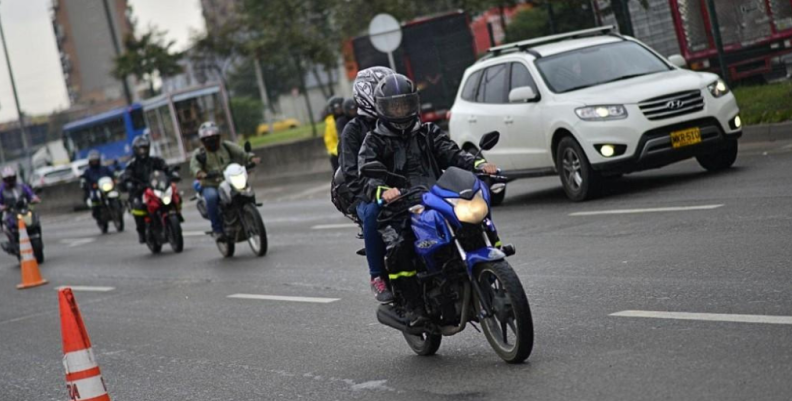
142, 170, 184, 254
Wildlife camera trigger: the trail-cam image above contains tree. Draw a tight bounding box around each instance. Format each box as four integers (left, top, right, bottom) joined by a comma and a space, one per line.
230, 96, 264, 138
113, 29, 183, 97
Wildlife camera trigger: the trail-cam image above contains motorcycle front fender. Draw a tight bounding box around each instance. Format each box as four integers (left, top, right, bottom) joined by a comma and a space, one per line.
465, 247, 506, 275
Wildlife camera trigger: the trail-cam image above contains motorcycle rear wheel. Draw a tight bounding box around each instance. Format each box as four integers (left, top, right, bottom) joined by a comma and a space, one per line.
217, 238, 235, 258
402, 332, 442, 356
112, 202, 125, 232
99, 218, 109, 234
242, 203, 267, 257
475, 261, 534, 364
167, 214, 183, 253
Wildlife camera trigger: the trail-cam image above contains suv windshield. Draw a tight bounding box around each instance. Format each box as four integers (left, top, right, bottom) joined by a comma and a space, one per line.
536, 41, 671, 94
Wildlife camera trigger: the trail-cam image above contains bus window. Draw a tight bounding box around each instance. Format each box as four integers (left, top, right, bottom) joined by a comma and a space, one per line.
131, 108, 146, 131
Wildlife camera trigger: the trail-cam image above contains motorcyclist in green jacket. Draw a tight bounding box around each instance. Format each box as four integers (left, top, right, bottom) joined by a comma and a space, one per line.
190, 121, 259, 239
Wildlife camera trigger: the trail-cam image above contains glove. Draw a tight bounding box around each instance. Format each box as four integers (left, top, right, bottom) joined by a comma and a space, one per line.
86, 199, 92, 208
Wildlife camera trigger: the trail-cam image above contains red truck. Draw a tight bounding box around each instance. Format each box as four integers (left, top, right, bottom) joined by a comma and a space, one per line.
595, 0, 792, 82
672, 0, 792, 81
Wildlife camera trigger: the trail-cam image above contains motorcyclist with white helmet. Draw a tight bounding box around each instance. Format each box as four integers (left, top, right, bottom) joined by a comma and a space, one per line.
81, 150, 115, 220
0, 166, 39, 221
190, 121, 260, 240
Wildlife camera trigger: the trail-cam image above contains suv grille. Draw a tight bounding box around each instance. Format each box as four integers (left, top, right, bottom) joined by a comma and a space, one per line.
638, 90, 704, 121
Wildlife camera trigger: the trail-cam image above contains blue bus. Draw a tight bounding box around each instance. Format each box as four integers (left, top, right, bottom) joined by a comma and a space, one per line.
63, 103, 147, 162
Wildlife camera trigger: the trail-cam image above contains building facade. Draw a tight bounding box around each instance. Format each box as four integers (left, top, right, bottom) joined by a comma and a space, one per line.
51, 0, 133, 110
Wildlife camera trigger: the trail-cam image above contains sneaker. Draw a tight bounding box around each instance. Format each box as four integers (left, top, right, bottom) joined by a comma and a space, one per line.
370, 277, 395, 304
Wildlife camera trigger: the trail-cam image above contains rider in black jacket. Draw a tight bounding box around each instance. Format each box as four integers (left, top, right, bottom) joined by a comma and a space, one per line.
121, 135, 170, 243
358, 74, 497, 324
337, 66, 395, 303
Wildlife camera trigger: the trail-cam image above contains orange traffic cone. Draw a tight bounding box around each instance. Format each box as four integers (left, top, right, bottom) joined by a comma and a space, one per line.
59, 288, 111, 401
16, 219, 47, 289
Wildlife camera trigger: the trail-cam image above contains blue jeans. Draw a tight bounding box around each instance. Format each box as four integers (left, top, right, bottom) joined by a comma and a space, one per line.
356, 201, 386, 278
203, 186, 222, 233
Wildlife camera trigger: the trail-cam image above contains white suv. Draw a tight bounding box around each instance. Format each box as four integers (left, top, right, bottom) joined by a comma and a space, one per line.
449, 26, 742, 202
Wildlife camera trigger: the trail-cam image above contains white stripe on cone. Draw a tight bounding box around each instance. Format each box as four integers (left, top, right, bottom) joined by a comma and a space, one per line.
63, 348, 98, 373
66, 375, 108, 400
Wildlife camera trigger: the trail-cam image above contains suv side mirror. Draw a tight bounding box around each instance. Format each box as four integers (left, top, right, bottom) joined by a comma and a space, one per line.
244, 141, 252, 153
509, 86, 538, 103
668, 55, 687, 68
359, 161, 389, 179
479, 131, 500, 151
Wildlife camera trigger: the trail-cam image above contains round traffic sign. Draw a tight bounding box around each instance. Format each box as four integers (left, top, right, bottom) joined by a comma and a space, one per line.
368, 14, 402, 53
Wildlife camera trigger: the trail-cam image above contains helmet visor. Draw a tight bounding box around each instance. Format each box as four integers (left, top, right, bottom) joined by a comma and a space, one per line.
376, 93, 420, 122
136, 146, 150, 157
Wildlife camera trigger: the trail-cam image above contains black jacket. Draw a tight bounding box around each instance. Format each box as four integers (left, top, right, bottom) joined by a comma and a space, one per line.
121, 156, 169, 196
358, 121, 479, 202
338, 116, 376, 201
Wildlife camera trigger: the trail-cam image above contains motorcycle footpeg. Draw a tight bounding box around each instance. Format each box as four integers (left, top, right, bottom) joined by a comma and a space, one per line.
255, 202, 263, 207
500, 243, 516, 256
356, 247, 366, 256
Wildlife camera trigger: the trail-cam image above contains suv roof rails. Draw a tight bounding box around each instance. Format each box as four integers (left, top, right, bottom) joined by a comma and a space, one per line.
482, 25, 617, 61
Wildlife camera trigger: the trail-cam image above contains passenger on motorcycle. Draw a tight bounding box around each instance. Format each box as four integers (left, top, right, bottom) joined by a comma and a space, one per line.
189, 121, 259, 240
335, 66, 395, 303
121, 135, 171, 243
81, 150, 115, 219
358, 74, 498, 325
0, 167, 40, 228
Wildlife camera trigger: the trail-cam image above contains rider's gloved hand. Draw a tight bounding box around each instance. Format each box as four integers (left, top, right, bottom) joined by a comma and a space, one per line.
196, 171, 207, 179
251, 157, 261, 165
382, 188, 401, 203
479, 163, 498, 175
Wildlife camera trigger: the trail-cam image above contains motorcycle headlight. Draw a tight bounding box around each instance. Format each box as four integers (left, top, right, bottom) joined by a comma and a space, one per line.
100, 181, 114, 192
446, 190, 489, 224
229, 173, 248, 190
708, 79, 730, 98
17, 212, 33, 227
161, 187, 173, 205
575, 105, 628, 121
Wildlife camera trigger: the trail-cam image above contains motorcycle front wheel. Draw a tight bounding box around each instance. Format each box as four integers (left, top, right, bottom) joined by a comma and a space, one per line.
146, 228, 162, 254
242, 203, 267, 257
474, 261, 534, 364
31, 237, 44, 264
167, 214, 183, 253
112, 201, 125, 232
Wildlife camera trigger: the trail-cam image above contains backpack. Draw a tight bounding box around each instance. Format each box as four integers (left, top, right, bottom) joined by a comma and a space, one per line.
330, 167, 359, 221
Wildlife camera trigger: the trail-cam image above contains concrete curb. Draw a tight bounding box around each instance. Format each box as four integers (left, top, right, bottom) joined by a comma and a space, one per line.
742, 122, 792, 143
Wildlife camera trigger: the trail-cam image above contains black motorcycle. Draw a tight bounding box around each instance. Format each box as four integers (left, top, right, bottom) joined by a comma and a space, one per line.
85, 175, 125, 234
2, 197, 44, 264
197, 142, 267, 258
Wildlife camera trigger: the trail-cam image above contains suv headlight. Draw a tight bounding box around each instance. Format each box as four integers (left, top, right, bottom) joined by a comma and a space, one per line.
446, 190, 488, 224
575, 105, 628, 121
708, 79, 730, 98
229, 173, 248, 190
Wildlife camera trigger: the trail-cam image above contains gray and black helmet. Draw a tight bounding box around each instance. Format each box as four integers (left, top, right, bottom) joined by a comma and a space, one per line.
353, 66, 394, 119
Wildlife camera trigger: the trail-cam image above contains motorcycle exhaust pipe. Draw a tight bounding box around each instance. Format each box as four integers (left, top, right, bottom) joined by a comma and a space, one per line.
376, 305, 425, 336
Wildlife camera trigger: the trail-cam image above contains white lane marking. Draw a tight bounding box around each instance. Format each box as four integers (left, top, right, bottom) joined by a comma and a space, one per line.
570, 204, 723, 217
611, 310, 792, 325
60, 238, 96, 247
56, 286, 115, 292
183, 230, 207, 237
311, 223, 358, 230
227, 294, 340, 303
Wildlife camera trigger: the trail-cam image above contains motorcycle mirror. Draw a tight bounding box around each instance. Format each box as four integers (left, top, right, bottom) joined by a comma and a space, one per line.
479, 131, 500, 151
359, 161, 389, 179
244, 141, 252, 153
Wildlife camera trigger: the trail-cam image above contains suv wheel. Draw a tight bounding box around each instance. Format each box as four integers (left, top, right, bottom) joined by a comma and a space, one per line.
696, 139, 738, 172
556, 137, 601, 202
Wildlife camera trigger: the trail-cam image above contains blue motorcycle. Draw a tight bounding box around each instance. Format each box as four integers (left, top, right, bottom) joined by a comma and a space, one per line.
360, 131, 533, 363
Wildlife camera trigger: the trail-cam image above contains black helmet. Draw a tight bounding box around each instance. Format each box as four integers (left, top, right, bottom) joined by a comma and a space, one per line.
374, 74, 420, 133
327, 96, 344, 116
342, 98, 357, 116
132, 135, 151, 159
88, 150, 101, 168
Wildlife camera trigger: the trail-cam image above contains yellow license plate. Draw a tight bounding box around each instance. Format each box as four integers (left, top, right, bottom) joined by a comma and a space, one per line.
670, 127, 702, 149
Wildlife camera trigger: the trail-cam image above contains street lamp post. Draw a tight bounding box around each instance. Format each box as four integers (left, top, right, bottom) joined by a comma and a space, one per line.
704, 0, 730, 86
0, 1, 31, 173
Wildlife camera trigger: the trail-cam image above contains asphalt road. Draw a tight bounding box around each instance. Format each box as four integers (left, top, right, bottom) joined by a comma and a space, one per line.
2, 139, 791, 401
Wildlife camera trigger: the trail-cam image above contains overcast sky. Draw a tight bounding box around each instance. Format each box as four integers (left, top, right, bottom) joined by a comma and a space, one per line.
0, 0, 204, 124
